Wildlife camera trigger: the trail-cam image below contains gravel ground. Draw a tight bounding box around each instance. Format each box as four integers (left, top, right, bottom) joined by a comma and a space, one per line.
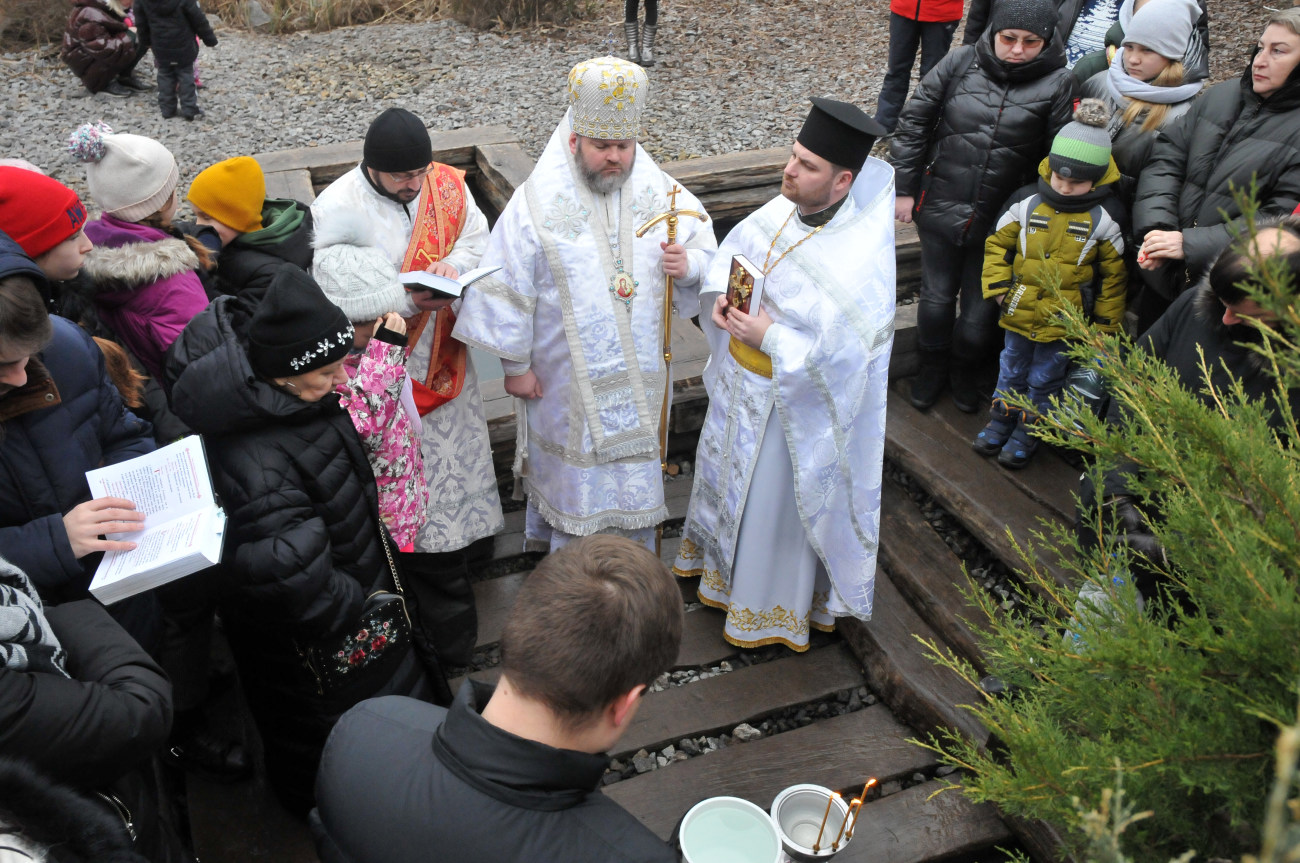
0, 0, 1265, 203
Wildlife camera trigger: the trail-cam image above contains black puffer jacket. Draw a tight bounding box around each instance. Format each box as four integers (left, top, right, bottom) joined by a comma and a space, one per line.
216, 201, 315, 305
1133, 56, 1300, 299
134, 0, 216, 67
163, 293, 430, 814
890, 32, 1077, 246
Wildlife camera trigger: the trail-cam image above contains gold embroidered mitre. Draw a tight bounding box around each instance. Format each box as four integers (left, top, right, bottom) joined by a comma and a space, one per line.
567, 56, 648, 140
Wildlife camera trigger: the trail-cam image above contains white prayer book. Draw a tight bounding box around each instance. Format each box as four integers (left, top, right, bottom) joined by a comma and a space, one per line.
727, 254, 765, 316
399, 265, 503, 300
86, 435, 226, 605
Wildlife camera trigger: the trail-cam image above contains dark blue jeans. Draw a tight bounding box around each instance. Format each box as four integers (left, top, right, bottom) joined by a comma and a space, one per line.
915, 225, 1001, 358
994, 331, 1073, 416
875, 13, 959, 134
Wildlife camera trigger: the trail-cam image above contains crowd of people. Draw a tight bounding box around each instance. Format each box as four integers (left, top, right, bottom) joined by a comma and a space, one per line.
2, 0, 1299, 859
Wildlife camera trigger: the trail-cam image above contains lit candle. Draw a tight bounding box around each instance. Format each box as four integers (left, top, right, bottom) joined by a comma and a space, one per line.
843, 799, 862, 840
830, 797, 852, 851
847, 783, 873, 836
812, 791, 840, 853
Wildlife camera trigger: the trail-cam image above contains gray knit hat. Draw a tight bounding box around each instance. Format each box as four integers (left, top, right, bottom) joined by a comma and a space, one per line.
311, 213, 407, 323
1122, 0, 1199, 62
989, 0, 1058, 41
67, 123, 179, 223
1049, 99, 1113, 182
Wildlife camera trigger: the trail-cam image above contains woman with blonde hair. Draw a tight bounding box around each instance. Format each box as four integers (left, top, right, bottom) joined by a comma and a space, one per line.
1080, 0, 1205, 209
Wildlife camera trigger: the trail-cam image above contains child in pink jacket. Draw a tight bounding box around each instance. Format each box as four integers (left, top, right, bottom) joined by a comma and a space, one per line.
313, 220, 429, 550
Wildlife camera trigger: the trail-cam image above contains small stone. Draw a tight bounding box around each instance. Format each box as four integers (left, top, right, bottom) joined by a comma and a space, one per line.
656, 755, 669, 767
911, 773, 926, 785
880, 780, 903, 797
679, 738, 701, 756
847, 692, 862, 711
936, 765, 957, 777
633, 750, 656, 774
732, 722, 762, 742
662, 744, 676, 758
609, 759, 625, 772
672, 751, 691, 762
601, 772, 622, 786
865, 694, 877, 705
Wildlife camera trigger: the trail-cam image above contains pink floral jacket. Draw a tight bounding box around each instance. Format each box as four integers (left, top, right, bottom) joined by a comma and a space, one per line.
337, 334, 429, 549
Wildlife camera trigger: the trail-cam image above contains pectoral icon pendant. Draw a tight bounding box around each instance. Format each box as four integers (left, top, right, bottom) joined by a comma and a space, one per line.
609, 260, 638, 310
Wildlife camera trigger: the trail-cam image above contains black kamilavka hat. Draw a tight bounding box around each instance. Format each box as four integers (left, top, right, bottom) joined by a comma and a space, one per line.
796, 97, 886, 173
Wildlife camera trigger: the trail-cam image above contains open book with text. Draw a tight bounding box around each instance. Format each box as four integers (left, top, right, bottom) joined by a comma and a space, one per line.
86, 435, 226, 605
399, 265, 503, 300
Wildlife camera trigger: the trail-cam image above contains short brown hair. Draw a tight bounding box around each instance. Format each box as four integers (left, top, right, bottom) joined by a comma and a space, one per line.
500, 535, 683, 725
0, 276, 53, 357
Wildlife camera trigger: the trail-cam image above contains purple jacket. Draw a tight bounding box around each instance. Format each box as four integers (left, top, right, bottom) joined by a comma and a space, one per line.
82, 214, 208, 379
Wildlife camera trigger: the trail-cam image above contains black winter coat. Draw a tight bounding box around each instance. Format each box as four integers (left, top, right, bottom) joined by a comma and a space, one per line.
0, 600, 171, 790
1133, 58, 1300, 299
216, 206, 315, 305
164, 295, 430, 814
61, 0, 137, 93
135, 0, 216, 67
891, 33, 1076, 246
311, 683, 677, 863
1102, 286, 1300, 498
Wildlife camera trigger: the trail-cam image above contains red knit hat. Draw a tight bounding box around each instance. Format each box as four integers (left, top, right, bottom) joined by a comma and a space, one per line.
0, 167, 88, 258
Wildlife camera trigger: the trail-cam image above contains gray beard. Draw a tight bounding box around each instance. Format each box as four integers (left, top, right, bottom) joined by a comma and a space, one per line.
580, 162, 631, 195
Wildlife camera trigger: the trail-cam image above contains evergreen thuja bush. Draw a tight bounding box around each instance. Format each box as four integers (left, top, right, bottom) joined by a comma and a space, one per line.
922, 196, 1300, 862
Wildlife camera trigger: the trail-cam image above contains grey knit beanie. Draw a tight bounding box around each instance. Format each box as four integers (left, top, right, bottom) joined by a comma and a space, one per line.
66, 123, 179, 223
989, 0, 1059, 41
311, 213, 407, 324
1049, 99, 1113, 182
1122, 0, 1199, 62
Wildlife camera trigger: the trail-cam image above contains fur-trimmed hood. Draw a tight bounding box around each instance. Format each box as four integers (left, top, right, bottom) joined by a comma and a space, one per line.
80, 239, 199, 295
0, 758, 148, 863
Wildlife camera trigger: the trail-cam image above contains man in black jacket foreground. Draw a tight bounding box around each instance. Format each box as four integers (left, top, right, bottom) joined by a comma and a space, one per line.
310, 535, 683, 863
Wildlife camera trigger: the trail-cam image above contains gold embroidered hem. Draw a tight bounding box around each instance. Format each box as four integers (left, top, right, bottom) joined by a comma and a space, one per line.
694, 563, 834, 653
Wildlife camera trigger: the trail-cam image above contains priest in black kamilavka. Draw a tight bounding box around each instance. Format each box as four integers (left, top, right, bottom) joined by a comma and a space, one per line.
674, 98, 896, 651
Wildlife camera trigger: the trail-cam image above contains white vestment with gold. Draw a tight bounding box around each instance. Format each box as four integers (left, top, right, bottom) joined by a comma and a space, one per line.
312, 166, 504, 553
673, 159, 895, 650
452, 115, 716, 548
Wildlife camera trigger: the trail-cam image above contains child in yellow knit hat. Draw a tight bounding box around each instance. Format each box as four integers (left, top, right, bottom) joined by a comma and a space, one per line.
187, 156, 316, 303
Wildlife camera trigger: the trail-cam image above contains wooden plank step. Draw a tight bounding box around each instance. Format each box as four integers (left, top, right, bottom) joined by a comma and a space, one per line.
880, 479, 989, 672
839, 566, 988, 745
474, 142, 534, 216
604, 704, 935, 839
837, 780, 1012, 863
925, 394, 1080, 521
885, 384, 1073, 590
262, 168, 314, 205
614, 644, 863, 760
